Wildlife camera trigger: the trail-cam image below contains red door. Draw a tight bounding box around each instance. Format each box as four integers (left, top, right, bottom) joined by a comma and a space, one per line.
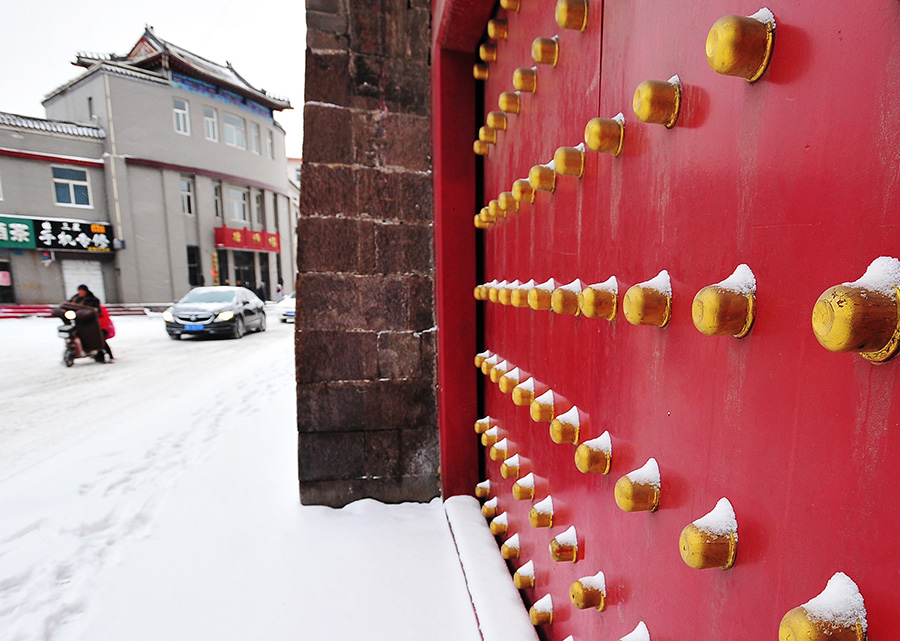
465, 2, 900, 639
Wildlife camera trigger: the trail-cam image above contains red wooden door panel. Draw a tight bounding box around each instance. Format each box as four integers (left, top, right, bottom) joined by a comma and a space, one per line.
475, 2, 900, 640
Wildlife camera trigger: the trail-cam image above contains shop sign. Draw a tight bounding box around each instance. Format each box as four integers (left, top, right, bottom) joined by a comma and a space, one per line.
214, 225, 280, 253
0, 215, 113, 252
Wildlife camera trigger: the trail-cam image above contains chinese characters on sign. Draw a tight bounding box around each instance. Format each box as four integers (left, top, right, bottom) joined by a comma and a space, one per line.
0, 215, 113, 252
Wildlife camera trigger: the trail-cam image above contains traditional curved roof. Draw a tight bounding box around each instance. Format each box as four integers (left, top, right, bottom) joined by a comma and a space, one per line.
72, 28, 291, 112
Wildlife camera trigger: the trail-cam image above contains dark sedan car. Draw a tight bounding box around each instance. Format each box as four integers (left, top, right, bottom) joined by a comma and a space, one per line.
163, 286, 266, 339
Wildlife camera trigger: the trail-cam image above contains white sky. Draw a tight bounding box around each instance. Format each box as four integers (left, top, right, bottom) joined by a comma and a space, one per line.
0, 0, 306, 158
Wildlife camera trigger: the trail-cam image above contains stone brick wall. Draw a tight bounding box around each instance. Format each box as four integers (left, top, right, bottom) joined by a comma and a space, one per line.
298, 0, 437, 506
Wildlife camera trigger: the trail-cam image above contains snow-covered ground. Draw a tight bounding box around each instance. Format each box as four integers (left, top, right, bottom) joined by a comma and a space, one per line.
0, 313, 484, 641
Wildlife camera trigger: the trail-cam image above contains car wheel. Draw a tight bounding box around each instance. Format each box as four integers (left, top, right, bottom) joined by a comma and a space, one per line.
258, 312, 267, 332
232, 316, 245, 339
63, 349, 75, 367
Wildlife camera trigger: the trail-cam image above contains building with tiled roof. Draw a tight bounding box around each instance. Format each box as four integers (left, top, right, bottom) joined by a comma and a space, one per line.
0, 28, 296, 305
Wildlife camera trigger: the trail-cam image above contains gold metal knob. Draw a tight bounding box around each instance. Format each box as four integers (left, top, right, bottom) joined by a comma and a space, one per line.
473, 140, 490, 155
498, 280, 517, 306
551, 278, 582, 314
488, 199, 504, 221
489, 437, 510, 461
528, 278, 557, 310
478, 126, 497, 144
500, 0, 520, 11
499, 366, 522, 392
512, 178, 535, 204
553, 144, 585, 177
479, 43, 497, 62
570, 571, 606, 611
474, 479, 491, 498
679, 498, 738, 570
778, 573, 867, 641
498, 191, 518, 213
529, 495, 554, 528
531, 36, 559, 66
692, 264, 757, 338
579, 277, 617, 320
513, 561, 535, 589
486, 111, 508, 131
474, 214, 489, 229
480, 352, 499, 375
481, 425, 501, 447
487, 19, 508, 40
623, 270, 672, 327
489, 512, 508, 535
528, 163, 556, 192
478, 206, 495, 224
513, 66, 538, 93
498, 91, 521, 114
530, 389, 555, 422
549, 526, 578, 562
811, 257, 900, 362
473, 63, 490, 80
584, 114, 624, 156
512, 473, 535, 500
614, 458, 660, 512
500, 453, 521, 479
511, 279, 534, 307
633, 76, 682, 128
512, 377, 538, 406
706, 10, 775, 82
481, 496, 498, 517
474, 415, 497, 434
555, 0, 588, 31
474, 349, 492, 368
487, 280, 502, 303
574, 431, 612, 474
489, 358, 509, 382
529, 595, 553, 625
549, 405, 580, 444
501, 533, 520, 559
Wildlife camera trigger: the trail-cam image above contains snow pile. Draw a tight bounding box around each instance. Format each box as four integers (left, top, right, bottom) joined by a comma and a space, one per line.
504, 454, 521, 467
555, 406, 581, 427
626, 458, 660, 489
802, 572, 867, 632
476, 480, 491, 493
554, 526, 578, 546
516, 473, 535, 489
693, 497, 737, 538
844, 256, 900, 295
639, 270, 672, 295
613, 112, 625, 125
750, 7, 775, 26
516, 279, 536, 291
516, 560, 535, 578
484, 426, 500, 439
493, 438, 509, 452
533, 496, 554, 514
589, 276, 618, 293
503, 368, 521, 383
516, 378, 537, 393
534, 390, 555, 406
715, 264, 756, 294
579, 570, 605, 591
492, 512, 508, 527
503, 533, 520, 550
622, 621, 650, 641
668, 75, 680, 86
583, 431, 612, 453
559, 278, 583, 293
535, 278, 557, 292
483, 497, 499, 509
532, 594, 553, 613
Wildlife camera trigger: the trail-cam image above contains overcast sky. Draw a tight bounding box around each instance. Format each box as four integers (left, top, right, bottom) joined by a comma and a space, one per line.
0, 0, 306, 158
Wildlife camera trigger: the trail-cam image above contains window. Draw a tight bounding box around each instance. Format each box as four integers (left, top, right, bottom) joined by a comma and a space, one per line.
180, 176, 195, 215
250, 123, 261, 154
173, 98, 190, 135
187, 245, 203, 286
224, 113, 245, 149
255, 192, 265, 225
228, 187, 249, 221
213, 181, 222, 217
272, 194, 279, 230
52, 167, 91, 207
203, 107, 219, 141
87, 97, 94, 120
266, 130, 275, 159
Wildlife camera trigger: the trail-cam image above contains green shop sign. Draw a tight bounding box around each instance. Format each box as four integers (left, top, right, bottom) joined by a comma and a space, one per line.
0, 216, 36, 249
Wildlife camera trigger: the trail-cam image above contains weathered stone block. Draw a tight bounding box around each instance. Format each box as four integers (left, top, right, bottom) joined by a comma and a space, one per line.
348, 0, 385, 55
306, 11, 349, 39
376, 222, 433, 275
364, 379, 436, 431
377, 331, 425, 379
307, 27, 350, 51
407, 274, 435, 331
296, 274, 409, 330
364, 429, 400, 477
351, 111, 384, 168
304, 50, 350, 106
297, 216, 377, 273
385, 60, 430, 115
302, 104, 353, 164
298, 431, 365, 482
298, 164, 356, 217
295, 330, 378, 383
401, 426, 441, 476
297, 382, 367, 433
384, 113, 431, 171
307, 0, 343, 14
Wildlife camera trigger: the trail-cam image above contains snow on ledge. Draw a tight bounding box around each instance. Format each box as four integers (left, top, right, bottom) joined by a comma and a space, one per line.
444, 496, 540, 641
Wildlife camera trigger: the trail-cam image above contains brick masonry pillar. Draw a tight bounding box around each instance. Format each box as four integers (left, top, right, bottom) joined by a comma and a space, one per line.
298, 0, 437, 506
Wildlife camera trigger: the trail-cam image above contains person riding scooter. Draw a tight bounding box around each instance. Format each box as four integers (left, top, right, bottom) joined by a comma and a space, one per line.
67, 284, 114, 360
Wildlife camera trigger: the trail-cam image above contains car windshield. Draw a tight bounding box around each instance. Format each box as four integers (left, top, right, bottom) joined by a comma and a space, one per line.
180, 289, 236, 304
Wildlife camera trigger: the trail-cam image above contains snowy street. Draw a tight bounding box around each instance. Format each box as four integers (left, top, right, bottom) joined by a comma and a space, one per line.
0, 313, 482, 641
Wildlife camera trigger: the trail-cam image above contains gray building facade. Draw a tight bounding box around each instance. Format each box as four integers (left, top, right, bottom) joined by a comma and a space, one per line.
0, 28, 295, 305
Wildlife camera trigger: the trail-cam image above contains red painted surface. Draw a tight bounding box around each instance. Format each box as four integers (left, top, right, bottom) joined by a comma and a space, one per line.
432, 40, 480, 498
213, 225, 280, 253
436, 0, 900, 639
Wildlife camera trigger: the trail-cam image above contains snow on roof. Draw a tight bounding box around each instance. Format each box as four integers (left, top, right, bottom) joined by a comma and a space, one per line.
0, 111, 105, 139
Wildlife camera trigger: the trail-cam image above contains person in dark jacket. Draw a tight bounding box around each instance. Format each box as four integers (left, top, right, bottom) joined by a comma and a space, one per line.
69, 284, 100, 309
